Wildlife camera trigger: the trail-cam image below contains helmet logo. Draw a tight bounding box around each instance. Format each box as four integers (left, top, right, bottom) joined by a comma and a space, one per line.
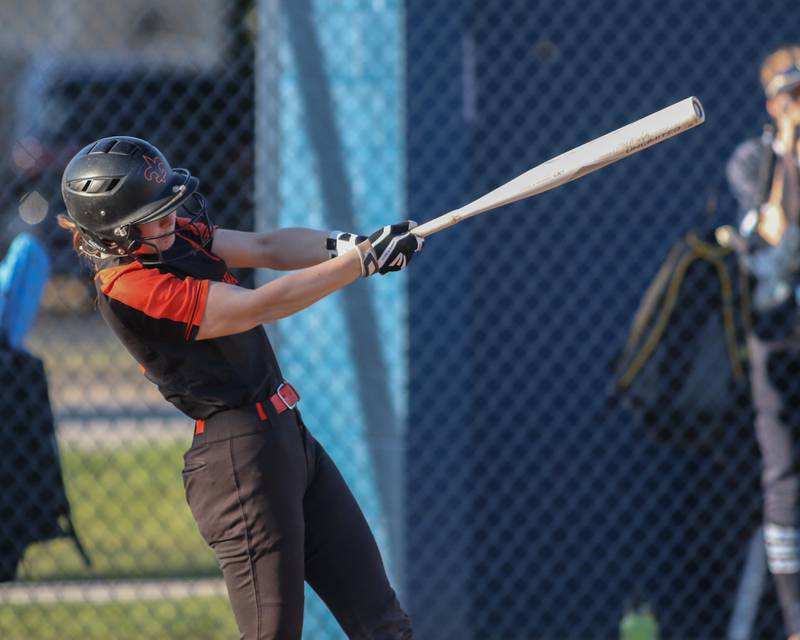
142, 155, 167, 184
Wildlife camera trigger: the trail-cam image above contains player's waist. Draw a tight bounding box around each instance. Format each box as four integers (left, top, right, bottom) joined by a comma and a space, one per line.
191, 382, 301, 443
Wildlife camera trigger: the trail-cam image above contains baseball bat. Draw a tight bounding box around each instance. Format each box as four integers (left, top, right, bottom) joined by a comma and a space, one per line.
411, 96, 705, 238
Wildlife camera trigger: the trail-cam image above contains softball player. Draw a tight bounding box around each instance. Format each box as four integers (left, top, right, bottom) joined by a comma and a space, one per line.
727, 46, 800, 640
59, 136, 419, 640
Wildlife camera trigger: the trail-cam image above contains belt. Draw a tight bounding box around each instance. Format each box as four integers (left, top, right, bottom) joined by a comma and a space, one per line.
194, 382, 300, 436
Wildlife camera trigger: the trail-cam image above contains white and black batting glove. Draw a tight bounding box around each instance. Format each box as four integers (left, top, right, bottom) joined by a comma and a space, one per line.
327, 230, 367, 260
359, 220, 424, 277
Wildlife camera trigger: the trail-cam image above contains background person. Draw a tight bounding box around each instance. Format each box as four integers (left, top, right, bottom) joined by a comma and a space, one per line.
727, 45, 800, 640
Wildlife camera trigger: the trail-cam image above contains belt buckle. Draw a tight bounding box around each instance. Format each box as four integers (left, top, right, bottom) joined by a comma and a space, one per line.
275, 382, 299, 410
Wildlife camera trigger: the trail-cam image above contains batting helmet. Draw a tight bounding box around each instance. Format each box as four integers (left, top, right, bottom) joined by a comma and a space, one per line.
61, 136, 206, 259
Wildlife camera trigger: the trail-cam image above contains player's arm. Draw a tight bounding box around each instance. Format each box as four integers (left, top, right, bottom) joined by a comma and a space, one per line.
197, 221, 424, 339
197, 244, 366, 339
211, 227, 365, 270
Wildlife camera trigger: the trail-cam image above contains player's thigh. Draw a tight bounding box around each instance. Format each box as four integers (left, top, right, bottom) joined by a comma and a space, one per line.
184, 429, 308, 639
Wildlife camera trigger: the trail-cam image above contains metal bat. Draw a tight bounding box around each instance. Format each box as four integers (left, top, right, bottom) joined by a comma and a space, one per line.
411, 96, 705, 238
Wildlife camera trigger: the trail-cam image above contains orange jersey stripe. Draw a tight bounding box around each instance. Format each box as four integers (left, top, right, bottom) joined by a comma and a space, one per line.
96, 262, 209, 331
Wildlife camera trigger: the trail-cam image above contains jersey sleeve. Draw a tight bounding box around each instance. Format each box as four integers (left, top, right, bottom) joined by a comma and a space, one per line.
96, 264, 209, 342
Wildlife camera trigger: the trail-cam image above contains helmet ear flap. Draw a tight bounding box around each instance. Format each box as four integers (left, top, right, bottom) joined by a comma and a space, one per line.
75, 224, 117, 259
72, 220, 140, 259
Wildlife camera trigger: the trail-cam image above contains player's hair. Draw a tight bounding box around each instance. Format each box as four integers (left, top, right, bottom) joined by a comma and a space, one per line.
761, 45, 800, 94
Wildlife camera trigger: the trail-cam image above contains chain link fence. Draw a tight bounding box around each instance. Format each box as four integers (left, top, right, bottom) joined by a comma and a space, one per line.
407, 1, 800, 639
1, 1, 800, 639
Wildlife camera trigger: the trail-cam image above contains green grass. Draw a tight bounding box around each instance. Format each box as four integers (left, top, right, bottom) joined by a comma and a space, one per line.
0, 598, 238, 640
20, 441, 218, 580
3, 443, 236, 639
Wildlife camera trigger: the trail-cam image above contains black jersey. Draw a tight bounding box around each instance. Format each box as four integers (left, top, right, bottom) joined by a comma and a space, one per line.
94, 219, 284, 419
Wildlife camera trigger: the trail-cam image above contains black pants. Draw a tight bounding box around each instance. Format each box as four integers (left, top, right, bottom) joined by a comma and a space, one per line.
182, 402, 412, 640
749, 333, 800, 635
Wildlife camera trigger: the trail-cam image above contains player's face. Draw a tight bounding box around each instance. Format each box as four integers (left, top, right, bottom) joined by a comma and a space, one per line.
137, 211, 177, 253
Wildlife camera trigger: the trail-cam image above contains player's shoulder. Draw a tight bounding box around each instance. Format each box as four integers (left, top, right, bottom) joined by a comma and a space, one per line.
95, 260, 143, 293
95, 260, 180, 302
176, 216, 216, 242
95, 259, 208, 328
95, 258, 167, 286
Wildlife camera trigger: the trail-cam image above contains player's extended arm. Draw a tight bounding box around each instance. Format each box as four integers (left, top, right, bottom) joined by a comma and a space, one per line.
197, 221, 423, 339
211, 227, 331, 270
197, 244, 366, 339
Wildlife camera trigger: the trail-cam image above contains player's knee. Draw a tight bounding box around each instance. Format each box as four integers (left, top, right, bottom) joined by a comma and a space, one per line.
765, 522, 800, 574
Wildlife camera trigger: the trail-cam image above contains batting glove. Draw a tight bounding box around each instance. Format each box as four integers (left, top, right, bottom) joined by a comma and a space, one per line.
326, 230, 367, 259
359, 220, 424, 277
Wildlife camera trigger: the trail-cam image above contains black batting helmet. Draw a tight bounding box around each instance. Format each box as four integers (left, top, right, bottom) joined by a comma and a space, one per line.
61, 136, 204, 259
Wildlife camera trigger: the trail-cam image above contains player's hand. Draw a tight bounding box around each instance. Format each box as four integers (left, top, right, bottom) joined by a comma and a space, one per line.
327, 230, 367, 259
758, 202, 787, 246
359, 220, 424, 277
775, 96, 800, 150
777, 115, 799, 152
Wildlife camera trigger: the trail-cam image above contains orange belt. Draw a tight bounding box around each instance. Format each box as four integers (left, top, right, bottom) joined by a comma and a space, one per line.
194, 382, 300, 435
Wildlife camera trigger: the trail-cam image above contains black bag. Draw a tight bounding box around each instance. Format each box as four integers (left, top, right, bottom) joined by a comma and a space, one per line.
0, 342, 89, 580
612, 229, 754, 450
